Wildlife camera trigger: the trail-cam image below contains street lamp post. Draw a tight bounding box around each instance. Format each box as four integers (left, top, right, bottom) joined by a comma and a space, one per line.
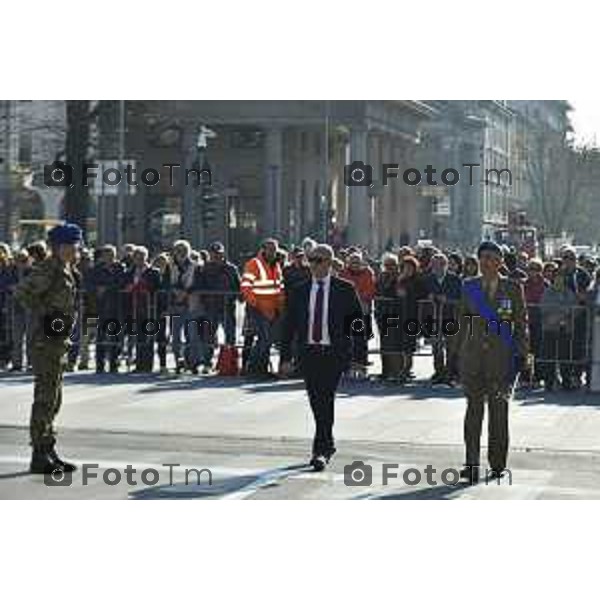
0, 101, 12, 244
117, 99, 125, 249
322, 100, 330, 242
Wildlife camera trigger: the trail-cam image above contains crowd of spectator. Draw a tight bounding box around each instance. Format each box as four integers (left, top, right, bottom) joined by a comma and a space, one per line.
0, 236, 598, 392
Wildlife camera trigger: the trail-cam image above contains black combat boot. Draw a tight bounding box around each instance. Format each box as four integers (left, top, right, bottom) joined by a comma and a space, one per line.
459, 465, 480, 485
30, 445, 61, 475
47, 443, 77, 472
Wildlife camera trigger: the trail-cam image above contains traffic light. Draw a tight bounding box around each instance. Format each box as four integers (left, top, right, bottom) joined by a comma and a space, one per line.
201, 191, 220, 228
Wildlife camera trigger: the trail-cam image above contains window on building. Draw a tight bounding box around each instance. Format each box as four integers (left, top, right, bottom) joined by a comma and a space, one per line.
18, 131, 32, 164
300, 132, 308, 154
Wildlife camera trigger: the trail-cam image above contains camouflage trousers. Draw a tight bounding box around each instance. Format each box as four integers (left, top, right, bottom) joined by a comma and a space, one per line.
462, 376, 513, 471
30, 343, 66, 447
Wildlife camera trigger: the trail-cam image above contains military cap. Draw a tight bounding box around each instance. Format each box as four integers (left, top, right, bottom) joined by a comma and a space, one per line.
48, 223, 83, 246
477, 240, 503, 258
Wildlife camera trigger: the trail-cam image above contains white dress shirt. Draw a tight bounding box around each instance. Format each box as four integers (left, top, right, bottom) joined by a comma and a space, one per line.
308, 274, 331, 345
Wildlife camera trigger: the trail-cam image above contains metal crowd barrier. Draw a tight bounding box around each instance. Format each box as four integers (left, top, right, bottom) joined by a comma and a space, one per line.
373, 297, 594, 367
0, 289, 596, 371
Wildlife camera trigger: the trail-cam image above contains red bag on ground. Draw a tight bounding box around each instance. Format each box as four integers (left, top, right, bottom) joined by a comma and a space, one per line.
216, 345, 240, 376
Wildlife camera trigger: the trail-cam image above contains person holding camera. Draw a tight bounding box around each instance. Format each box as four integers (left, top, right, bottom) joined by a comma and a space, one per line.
280, 244, 362, 472
15, 223, 82, 475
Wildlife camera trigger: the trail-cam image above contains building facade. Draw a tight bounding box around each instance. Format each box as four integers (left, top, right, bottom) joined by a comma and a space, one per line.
0, 100, 576, 256
418, 100, 517, 250
0, 100, 66, 244
94, 100, 437, 257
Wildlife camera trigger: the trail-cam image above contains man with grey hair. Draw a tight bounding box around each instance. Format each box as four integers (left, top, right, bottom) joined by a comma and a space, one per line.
301, 237, 318, 256
92, 244, 126, 373
170, 239, 199, 373
281, 243, 362, 471
123, 246, 161, 372
423, 252, 462, 384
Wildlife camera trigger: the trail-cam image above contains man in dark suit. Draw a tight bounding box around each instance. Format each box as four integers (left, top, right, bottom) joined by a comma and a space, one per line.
280, 244, 362, 471
455, 241, 530, 484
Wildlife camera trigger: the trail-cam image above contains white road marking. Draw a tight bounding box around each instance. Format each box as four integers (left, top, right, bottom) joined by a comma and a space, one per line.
0, 454, 260, 478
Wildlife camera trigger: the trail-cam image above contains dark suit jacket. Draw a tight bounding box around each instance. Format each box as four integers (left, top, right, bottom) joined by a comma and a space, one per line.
423, 272, 462, 301
423, 271, 462, 321
281, 275, 362, 367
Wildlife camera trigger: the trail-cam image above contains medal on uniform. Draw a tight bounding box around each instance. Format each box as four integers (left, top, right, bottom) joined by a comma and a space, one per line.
498, 297, 513, 320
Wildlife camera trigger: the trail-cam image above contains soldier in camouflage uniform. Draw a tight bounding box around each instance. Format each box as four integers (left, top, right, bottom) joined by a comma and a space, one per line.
454, 241, 530, 484
15, 223, 82, 474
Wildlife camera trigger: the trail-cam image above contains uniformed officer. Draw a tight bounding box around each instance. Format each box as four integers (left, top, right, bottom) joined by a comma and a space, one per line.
15, 223, 82, 474
454, 241, 530, 484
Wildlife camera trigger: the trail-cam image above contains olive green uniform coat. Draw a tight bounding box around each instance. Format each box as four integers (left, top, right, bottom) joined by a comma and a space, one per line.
454, 276, 529, 470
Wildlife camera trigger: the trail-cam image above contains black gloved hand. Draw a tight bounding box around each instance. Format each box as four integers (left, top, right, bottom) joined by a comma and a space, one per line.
515, 354, 531, 374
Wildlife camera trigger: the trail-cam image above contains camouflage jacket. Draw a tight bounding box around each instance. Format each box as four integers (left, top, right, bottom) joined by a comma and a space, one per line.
14, 256, 77, 349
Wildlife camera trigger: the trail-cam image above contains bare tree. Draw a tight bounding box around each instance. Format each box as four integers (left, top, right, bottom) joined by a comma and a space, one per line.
63, 101, 104, 234
525, 123, 599, 237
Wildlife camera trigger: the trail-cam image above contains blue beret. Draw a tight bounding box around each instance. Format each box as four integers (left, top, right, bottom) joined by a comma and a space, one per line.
48, 223, 83, 246
477, 240, 503, 258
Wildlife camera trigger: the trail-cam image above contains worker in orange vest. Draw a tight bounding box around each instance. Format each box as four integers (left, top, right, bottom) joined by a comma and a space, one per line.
241, 238, 285, 377
339, 252, 376, 376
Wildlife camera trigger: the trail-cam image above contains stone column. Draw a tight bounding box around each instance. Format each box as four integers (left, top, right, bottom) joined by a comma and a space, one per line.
181, 126, 202, 248
0, 101, 13, 244
381, 135, 393, 248
264, 127, 283, 238
347, 127, 370, 248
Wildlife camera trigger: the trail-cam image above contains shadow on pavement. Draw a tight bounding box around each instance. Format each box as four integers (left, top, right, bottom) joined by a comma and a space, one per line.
0, 470, 34, 481
517, 387, 600, 408
49, 371, 466, 400
129, 462, 311, 500
362, 482, 470, 500
63, 372, 169, 386
337, 379, 463, 401
129, 473, 259, 499
2, 367, 464, 402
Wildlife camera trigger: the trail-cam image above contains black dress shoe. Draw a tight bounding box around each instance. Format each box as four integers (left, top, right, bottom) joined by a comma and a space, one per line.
30, 449, 61, 475
459, 465, 480, 485
487, 468, 506, 481
48, 448, 77, 472
310, 455, 327, 472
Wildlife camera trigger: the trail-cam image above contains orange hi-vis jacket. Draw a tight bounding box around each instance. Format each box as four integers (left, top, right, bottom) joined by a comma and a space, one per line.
241, 253, 285, 321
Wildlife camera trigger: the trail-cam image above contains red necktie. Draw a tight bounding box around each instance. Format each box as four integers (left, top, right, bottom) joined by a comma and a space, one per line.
312, 280, 324, 343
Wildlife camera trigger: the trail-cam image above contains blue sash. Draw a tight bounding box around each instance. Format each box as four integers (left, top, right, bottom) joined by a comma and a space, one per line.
463, 279, 518, 378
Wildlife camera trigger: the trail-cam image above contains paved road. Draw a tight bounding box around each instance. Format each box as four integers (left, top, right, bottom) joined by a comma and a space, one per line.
2, 357, 600, 499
